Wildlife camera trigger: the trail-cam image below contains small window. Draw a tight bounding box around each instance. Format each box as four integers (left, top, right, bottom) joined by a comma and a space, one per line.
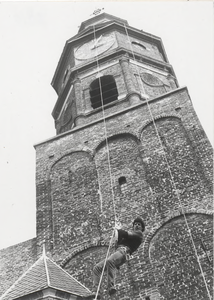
119, 176, 126, 185
145, 297, 150, 300
118, 176, 127, 193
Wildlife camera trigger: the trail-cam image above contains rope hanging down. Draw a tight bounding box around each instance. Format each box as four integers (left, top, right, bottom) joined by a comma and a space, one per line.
92, 25, 119, 299
123, 23, 211, 300
92, 25, 118, 227
88, 23, 211, 300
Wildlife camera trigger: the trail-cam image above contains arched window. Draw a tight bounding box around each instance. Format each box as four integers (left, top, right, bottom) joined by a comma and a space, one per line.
90, 75, 118, 109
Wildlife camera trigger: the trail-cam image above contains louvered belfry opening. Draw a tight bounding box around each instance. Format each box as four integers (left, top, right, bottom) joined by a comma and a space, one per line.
90, 75, 118, 109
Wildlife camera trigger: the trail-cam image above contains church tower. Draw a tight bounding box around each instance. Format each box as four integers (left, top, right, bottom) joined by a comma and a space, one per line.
34, 13, 213, 300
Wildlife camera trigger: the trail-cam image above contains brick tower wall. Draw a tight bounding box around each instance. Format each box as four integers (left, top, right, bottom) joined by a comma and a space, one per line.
35, 87, 213, 300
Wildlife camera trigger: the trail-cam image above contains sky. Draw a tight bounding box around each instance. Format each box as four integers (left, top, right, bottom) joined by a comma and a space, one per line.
0, 1, 213, 250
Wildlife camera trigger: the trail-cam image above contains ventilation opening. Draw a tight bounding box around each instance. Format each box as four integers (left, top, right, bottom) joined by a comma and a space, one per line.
90, 75, 118, 109
118, 176, 126, 185
118, 176, 127, 193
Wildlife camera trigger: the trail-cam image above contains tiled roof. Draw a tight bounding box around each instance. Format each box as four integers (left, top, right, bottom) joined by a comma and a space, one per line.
0, 252, 91, 300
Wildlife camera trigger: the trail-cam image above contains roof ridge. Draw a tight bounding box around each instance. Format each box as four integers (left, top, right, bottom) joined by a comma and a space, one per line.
43, 246, 50, 286
0, 255, 44, 300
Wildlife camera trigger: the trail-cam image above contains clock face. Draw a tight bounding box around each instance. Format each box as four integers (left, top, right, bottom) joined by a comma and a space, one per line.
75, 33, 116, 61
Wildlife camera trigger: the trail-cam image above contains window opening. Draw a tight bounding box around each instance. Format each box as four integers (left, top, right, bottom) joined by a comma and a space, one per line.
145, 297, 150, 300
132, 41, 147, 50
119, 176, 126, 185
118, 176, 127, 193
90, 75, 118, 109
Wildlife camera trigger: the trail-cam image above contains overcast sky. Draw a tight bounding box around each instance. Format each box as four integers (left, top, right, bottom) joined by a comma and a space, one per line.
0, 1, 213, 250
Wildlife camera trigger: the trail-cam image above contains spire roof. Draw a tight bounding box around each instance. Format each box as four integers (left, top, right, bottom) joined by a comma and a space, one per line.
0, 251, 91, 300
78, 12, 128, 33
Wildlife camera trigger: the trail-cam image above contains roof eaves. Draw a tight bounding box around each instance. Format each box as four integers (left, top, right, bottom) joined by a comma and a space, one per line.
48, 285, 86, 298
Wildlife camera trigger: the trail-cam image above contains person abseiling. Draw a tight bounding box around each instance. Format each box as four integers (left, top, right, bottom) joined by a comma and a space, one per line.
87, 217, 145, 298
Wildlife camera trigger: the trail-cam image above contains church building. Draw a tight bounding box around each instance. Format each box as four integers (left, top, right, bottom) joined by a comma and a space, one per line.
0, 12, 213, 300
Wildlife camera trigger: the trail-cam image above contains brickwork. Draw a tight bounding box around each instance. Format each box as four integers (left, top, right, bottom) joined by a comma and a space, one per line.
150, 214, 213, 300
116, 31, 164, 62
34, 86, 213, 299
0, 13, 213, 300
130, 63, 172, 94
57, 55, 177, 132
55, 20, 175, 133
50, 151, 100, 249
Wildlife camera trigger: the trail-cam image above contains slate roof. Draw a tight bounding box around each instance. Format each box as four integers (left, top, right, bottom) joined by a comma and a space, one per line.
0, 251, 91, 300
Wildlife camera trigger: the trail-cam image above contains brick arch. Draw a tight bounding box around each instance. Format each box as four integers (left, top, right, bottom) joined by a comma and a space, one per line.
137, 114, 181, 138
61, 241, 135, 296
94, 132, 148, 232
62, 244, 110, 292
60, 239, 111, 267
93, 131, 140, 155
142, 210, 213, 257
49, 150, 100, 249
147, 212, 213, 300
139, 116, 208, 214
50, 149, 94, 170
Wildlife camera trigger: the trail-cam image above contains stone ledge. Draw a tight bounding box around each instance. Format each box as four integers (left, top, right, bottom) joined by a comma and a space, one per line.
34, 86, 188, 148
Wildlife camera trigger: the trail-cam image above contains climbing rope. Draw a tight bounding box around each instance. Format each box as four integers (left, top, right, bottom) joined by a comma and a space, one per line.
123, 23, 212, 299
93, 26, 118, 225
88, 21, 211, 300
94, 229, 115, 300
92, 25, 119, 299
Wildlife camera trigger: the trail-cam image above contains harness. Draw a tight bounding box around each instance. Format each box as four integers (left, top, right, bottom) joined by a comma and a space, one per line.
118, 246, 134, 261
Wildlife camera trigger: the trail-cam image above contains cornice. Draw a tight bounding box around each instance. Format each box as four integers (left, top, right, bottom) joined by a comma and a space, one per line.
52, 49, 174, 120
34, 86, 188, 148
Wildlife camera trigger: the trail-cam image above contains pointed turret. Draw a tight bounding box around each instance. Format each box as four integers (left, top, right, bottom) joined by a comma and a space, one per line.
0, 251, 91, 300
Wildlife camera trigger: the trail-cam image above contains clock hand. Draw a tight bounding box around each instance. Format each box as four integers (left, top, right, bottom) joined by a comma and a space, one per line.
92, 43, 104, 50
96, 34, 103, 44
91, 35, 103, 50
